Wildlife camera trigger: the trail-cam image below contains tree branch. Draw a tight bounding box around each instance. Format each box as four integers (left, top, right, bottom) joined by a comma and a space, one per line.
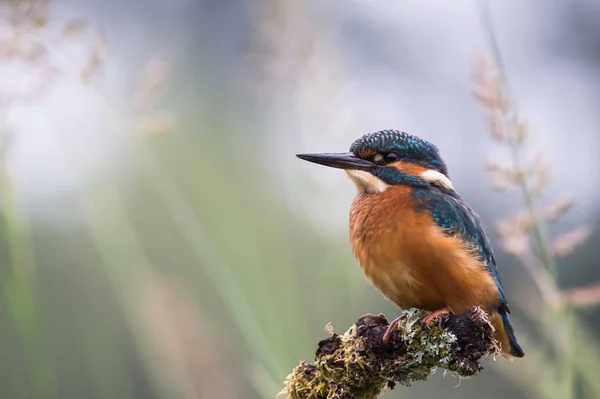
280, 307, 500, 399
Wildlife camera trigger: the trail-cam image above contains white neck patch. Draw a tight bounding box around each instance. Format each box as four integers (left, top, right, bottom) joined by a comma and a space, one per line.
345, 170, 388, 193
421, 169, 454, 190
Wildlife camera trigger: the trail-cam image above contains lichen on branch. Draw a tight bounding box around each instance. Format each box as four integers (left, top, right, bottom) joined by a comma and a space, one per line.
280, 307, 500, 399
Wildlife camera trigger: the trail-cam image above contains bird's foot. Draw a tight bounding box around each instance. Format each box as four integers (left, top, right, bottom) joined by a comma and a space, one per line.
382, 315, 407, 344
422, 307, 451, 327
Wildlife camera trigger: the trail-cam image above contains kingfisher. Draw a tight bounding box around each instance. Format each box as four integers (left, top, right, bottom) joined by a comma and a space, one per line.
296, 129, 524, 358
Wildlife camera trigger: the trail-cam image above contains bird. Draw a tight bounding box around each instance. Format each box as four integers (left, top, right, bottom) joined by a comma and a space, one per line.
296, 129, 524, 358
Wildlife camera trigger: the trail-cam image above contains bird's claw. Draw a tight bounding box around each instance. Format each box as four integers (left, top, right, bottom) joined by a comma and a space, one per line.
383, 308, 451, 343
382, 315, 406, 344
422, 307, 451, 327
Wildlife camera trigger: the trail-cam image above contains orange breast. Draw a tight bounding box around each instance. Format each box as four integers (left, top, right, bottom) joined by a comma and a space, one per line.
349, 186, 500, 313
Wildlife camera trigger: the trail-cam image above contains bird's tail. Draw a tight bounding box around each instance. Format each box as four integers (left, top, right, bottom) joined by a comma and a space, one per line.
491, 308, 524, 358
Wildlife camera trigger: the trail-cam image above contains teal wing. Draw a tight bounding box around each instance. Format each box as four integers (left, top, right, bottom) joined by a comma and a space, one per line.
413, 188, 507, 306
412, 187, 523, 356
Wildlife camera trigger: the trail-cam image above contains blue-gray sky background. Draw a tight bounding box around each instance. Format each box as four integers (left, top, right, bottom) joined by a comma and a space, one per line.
1, 1, 600, 398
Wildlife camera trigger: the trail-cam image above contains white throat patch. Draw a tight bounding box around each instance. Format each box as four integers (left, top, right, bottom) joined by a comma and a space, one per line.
421, 169, 454, 190
345, 170, 388, 193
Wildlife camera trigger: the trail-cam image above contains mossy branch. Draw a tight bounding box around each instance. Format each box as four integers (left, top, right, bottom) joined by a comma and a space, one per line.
280, 307, 500, 399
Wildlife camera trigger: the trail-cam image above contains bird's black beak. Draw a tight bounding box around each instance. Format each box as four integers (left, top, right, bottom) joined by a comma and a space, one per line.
296, 152, 373, 170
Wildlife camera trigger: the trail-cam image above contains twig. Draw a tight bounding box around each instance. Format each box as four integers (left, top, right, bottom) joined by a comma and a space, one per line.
477, 0, 557, 277
280, 307, 499, 399
476, 3, 599, 398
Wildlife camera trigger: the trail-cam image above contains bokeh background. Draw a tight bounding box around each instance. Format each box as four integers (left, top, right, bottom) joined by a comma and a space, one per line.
1, 1, 600, 398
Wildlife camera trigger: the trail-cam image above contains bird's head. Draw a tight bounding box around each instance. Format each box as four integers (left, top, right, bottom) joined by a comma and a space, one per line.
297, 130, 453, 194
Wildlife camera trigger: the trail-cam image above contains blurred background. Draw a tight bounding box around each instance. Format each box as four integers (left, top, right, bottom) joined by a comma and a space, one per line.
0, 0, 599, 398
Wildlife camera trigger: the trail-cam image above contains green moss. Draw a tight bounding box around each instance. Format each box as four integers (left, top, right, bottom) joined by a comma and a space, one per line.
280, 307, 498, 399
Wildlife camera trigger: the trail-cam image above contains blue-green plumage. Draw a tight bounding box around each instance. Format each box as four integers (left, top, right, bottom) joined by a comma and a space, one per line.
297, 129, 524, 357
372, 167, 429, 187
352, 129, 524, 357
419, 188, 524, 357
420, 192, 524, 357
350, 130, 449, 176
412, 188, 507, 304
349, 130, 506, 304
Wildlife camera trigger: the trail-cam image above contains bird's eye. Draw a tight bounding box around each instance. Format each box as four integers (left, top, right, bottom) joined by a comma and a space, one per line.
372, 152, 398, 165
383, 153, 398, 162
